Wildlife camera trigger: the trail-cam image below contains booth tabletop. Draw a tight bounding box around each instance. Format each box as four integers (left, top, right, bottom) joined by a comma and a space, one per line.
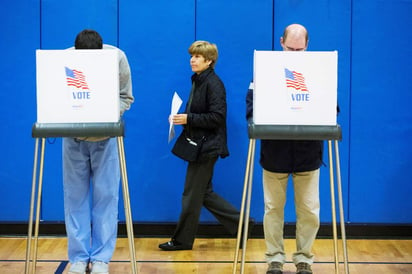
248, 122, 342, 140
32, 121, 124, 138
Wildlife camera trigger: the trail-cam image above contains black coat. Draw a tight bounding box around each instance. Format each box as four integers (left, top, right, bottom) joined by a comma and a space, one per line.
246, 83, 323, 173
184, 68, 229, 160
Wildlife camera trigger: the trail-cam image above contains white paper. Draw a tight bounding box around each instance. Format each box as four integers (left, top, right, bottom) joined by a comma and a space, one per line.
169, 91, 183, 142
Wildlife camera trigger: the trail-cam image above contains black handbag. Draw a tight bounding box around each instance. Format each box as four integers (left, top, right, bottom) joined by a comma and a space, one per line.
171, 132, 204, 162
171, 81, 205, 162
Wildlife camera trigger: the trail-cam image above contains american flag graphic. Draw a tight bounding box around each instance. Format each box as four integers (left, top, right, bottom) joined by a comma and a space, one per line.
284, 68, 308, 92
65, 67, 89, 90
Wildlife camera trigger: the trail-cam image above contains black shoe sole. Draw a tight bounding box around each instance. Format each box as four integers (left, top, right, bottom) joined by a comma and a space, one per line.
159, 245, 192, 251
158, 242, 192, 251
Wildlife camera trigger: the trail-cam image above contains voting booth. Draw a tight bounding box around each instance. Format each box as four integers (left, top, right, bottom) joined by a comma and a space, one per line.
25, 50, 137, 273
253, 50, 337, 126
233, 51, 349, 274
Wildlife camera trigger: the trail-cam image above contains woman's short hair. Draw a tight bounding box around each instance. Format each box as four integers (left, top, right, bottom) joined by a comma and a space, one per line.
188, 41, 218, 68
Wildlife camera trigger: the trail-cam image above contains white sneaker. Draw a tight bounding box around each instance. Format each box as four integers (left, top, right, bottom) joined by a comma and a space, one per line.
91, 261, 109, 274
68, 262, 88, 274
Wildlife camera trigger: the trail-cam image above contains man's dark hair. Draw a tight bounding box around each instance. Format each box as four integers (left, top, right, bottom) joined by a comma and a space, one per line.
75, 29, 103, 49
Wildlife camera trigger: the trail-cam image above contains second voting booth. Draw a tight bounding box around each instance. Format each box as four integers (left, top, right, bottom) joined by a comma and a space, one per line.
25, 49, 137, 273
233, 50, 349, 274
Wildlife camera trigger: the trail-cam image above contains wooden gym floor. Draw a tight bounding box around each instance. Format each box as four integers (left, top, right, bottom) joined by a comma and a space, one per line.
1, 237, 411, 273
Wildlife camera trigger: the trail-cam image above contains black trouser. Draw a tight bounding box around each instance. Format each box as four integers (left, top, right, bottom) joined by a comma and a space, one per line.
173, 156, 241, 245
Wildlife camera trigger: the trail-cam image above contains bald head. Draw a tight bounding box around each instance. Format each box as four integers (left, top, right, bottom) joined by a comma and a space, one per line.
280, 24, 308, 51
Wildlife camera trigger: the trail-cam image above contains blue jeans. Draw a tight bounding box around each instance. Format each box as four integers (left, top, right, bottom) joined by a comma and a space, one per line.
62, 137, 120, 263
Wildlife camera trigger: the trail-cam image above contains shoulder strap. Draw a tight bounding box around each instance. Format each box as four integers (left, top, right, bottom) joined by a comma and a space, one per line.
185, 82, 196, 137
187, 81, 195, 114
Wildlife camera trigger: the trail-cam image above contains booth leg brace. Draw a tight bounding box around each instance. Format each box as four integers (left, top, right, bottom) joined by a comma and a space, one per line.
328, 140, 349, 274
25, 138, 45, 274
117, 136, 138, 274
232, 139, 256, 274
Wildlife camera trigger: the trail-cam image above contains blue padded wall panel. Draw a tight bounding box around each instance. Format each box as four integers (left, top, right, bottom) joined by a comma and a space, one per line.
40, 0, 118, 220
118, 0, 196, 221
194, 0, 273, 222
41, 0, 118, 49
0, 1, 40, 220
1, 0, 412, 226
349, 1, 412, 223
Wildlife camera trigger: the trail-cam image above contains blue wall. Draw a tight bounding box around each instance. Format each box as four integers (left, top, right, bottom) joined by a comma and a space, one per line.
0, 0, 411, 225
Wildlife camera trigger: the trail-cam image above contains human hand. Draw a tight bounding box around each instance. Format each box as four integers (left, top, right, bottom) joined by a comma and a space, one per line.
172, 114, 188, 125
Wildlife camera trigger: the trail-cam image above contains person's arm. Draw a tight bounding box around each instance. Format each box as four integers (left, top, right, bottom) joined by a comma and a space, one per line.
118, 49, 134, 115
246, 81, 254, 120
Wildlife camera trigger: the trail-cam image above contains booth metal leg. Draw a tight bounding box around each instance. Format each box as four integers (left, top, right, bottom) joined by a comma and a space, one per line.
117, 137, 138, 274
328, 140, 350, 274
25, 138, 46, 274
232, 139, 256, 274
328, 140, 340, 273
334, 140, 349, 274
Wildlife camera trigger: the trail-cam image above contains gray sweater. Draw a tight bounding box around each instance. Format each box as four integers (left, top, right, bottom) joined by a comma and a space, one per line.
103, 44, 134, 115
